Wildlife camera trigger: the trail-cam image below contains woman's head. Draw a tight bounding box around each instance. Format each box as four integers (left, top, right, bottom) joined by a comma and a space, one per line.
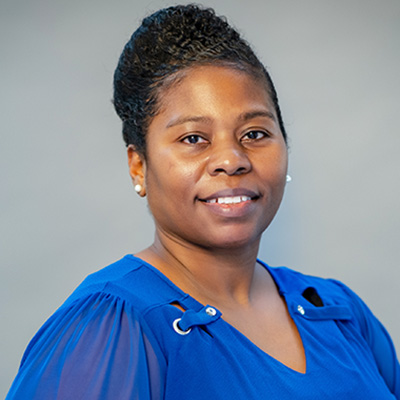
128, 64, 288, 249
113, 4, 287, 157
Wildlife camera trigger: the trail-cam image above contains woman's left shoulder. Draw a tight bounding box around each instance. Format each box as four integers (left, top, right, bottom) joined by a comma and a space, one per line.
260, 262, 356, 303
261, 261, 400, 397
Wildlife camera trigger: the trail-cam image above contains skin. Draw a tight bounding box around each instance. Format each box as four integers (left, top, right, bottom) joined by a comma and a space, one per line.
128, 65, 306, 373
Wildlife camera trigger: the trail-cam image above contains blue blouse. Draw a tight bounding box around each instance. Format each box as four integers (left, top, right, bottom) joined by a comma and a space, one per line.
6, 255, 400, 399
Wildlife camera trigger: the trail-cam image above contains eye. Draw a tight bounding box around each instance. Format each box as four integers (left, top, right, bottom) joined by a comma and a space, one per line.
181, 134, 208, 144
242, 130, 267, 141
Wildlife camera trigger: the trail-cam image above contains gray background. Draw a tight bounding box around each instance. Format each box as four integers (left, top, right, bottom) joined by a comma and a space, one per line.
1, 0, 399, 395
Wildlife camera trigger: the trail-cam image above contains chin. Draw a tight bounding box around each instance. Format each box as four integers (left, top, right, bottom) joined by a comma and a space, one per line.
199, 229, 263, 251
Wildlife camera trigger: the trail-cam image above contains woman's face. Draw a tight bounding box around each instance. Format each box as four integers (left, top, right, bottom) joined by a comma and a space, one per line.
130, 65, 288, 250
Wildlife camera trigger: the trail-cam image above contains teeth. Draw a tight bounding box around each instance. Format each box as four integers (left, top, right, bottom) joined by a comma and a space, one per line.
207, 196, 251, 204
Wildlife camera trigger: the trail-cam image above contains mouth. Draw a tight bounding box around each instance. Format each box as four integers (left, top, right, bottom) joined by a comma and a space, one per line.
197, 189, 259, 205
202, 195, 253, 205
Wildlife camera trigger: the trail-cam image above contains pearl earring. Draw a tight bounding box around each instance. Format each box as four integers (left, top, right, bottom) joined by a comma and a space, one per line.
134, 184, 142, 193
286, 175, 292, 183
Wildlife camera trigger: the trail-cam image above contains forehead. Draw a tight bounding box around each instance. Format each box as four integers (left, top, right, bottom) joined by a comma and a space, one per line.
156, 65, 275, 116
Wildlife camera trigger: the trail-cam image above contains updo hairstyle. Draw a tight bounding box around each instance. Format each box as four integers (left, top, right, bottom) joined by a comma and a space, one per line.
113, 4, 287, 157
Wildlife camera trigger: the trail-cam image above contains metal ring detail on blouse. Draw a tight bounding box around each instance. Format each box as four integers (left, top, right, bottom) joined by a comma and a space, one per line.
173, 318, 192, 335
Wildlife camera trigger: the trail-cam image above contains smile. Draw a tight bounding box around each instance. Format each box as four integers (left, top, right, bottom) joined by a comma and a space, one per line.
197, 189, 259, 218
204, 196, 252, 205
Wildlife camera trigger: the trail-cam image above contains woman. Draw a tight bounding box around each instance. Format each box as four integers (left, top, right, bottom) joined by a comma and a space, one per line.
7, 4, 400, 399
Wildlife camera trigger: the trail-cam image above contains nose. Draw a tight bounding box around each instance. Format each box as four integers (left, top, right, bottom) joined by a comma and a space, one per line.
207, 139, 251, 176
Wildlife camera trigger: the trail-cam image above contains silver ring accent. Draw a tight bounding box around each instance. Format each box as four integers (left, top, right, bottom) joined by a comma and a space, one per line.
173, 318, 192, 335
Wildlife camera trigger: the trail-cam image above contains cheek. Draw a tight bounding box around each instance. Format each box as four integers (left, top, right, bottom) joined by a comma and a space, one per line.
274, 145, 288, 176
257, 149, 288, 207
258, 147, 288, 179
145, 153, 202, 202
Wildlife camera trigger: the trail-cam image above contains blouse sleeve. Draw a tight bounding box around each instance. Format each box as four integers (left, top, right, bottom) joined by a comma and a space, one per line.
6, 292, 166, 400
337, 281, 400, 398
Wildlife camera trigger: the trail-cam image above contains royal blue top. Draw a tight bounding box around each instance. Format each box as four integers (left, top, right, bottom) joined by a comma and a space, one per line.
6, 255, 400, 399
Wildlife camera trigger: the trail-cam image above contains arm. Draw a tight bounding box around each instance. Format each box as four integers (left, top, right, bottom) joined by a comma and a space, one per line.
6, 292, 166, 399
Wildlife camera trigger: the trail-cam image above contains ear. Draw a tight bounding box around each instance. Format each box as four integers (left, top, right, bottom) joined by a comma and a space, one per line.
127, 145, 146, 196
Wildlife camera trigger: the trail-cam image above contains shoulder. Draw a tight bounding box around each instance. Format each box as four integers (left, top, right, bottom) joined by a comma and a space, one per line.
18, 255, 179, 370
264, 263, 356, 304
262, 262, 381, 328
263, 262, 400, 395
9, 256, 171, 398
62, 255, 182, 313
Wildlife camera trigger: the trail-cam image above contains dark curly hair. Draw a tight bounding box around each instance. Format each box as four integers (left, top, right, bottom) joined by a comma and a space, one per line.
113, 4, 287, 157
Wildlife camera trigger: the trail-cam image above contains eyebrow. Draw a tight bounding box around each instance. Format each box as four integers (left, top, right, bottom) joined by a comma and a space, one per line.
237, 110, 276, 122
166, 115, 212, 129
165, 109, 276, 129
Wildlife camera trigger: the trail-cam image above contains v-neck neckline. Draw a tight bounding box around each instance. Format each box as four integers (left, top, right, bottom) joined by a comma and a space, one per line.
128, 254, 308, 374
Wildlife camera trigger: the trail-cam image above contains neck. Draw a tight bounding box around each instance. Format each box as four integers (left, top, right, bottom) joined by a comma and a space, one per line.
137, 230, 263, 306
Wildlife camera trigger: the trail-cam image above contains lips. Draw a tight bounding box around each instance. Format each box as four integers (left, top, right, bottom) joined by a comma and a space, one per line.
198, 188, 259, 205
205, 195, 252, 204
